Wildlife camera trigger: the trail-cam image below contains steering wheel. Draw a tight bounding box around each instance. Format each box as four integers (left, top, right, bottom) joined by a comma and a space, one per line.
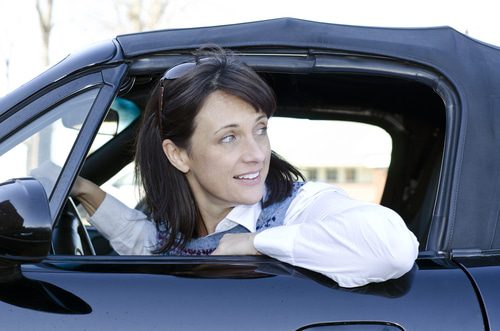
52, 197, 96, 255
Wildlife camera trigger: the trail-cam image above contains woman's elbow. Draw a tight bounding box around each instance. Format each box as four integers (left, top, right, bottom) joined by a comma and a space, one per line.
382, 231, 419, 279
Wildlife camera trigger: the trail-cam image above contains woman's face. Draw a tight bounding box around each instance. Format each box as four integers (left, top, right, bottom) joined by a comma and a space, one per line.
181, 90, 271, 210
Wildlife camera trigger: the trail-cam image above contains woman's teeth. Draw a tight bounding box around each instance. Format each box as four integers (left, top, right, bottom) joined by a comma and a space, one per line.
235, 172, 259, 180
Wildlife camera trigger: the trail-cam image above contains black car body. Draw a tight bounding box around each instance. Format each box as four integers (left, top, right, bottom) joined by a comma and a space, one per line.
1, 18, 500, 330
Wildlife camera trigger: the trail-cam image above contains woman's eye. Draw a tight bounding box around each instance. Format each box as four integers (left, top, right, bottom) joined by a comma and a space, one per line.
256, 126, 268, 135
221, 135, 236, 143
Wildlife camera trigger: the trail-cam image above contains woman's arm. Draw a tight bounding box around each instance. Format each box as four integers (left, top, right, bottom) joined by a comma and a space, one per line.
253, 183, 419, 288
30, 160, 106, 216
72, 176, 157, 255
87, 192, 157, 255
30, 161, 156, 255
71, 176, 106, 216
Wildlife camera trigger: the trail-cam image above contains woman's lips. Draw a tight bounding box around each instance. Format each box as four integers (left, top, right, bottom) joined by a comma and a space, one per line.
234, 171, 260, 180
233, 171, 262, 186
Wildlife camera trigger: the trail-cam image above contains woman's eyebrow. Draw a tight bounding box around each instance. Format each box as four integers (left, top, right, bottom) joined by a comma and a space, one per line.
255, 114, 267, 122
214, 123, 238, 135
214, 115, 268, 135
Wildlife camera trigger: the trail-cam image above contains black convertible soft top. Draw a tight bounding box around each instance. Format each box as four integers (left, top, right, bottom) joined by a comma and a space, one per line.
117, 18, 499, 252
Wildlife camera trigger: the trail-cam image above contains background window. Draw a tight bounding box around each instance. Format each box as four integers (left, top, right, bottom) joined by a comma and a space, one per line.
326, 168, 338, 181
306, 168, 318, 181
345, 168, 357, 183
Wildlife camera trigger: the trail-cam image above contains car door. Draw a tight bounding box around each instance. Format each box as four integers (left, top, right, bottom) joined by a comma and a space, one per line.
2, 255, 480, 330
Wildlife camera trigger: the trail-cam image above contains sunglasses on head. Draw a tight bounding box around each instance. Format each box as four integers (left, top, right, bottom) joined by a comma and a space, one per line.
157, 58, 211, 131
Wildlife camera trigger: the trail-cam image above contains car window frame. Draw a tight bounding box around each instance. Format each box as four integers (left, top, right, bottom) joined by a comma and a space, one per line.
98, 51, 461, 256
47, 52, 460, 260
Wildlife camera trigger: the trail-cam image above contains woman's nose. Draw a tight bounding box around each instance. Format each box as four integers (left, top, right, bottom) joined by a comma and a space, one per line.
242, 137, 267, 163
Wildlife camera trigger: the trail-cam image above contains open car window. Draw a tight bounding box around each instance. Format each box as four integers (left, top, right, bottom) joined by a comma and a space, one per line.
78, 117, 393, 257
98, 118, 392, 209
269, 117, 391, 204
65, 51, 446, 257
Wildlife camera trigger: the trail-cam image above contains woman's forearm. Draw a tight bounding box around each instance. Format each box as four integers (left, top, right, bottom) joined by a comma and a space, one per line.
72, 177, 106, 216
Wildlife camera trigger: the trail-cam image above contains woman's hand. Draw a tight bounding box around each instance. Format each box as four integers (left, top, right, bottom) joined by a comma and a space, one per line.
36, 167, 107, 216
211, 232, 261, 255
30, 161, 106, 216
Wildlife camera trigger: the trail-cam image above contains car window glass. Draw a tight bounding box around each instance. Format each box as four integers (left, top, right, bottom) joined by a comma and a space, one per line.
88, 97, 141, 154
0, 88, 99, 197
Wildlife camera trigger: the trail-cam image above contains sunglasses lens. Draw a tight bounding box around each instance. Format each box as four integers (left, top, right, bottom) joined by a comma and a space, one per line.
164, 62, 197, 80
158, 58, 211, 126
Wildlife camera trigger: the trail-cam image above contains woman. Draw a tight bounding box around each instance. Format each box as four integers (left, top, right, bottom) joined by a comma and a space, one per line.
75, 47, 419, 288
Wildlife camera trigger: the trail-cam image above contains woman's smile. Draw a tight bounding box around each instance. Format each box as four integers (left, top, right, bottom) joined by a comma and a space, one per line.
233, 170, 262, 184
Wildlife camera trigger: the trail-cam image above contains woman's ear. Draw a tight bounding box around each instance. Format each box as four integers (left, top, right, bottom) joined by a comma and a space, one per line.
162, 139, 190, 173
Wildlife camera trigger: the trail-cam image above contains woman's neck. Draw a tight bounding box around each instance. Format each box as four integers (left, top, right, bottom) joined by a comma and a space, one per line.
186, 175, 234, 236
197, 203, 233, 236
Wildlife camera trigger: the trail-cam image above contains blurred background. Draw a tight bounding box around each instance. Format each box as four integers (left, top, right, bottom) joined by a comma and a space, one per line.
1, 0, 498, 204
1, 0, 499, 96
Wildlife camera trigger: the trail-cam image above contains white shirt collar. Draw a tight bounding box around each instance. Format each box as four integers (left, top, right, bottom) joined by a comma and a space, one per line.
212, 202, 262, 234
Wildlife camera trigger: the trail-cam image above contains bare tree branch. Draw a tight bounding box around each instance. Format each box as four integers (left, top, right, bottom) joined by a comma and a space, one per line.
34, 0, 54, 168
35, 0, 54, 67
116, 0, 170, 33
145, 0, 169, 30
89, 0, 170, 40
127, 0, 143, 31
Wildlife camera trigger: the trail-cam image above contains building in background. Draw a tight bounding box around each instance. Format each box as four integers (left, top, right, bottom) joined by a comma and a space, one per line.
269, 117, 392, 203
301, 165, 387, 203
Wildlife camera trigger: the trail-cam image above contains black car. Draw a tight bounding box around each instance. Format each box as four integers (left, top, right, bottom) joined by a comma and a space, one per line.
1, 18, 499, 330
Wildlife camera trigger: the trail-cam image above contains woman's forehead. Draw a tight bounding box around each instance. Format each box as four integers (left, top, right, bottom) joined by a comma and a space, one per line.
195, 91, 266, 128
201, 91, 263, 115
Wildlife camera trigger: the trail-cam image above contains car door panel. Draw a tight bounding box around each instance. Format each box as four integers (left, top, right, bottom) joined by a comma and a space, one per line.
455, 256, 500, 331
0, 258, 483, 331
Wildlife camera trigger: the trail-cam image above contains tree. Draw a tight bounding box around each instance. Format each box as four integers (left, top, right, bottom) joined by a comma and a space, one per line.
31, 0, 54, 169
36, 0, 54, 67
114, 0, 170, 33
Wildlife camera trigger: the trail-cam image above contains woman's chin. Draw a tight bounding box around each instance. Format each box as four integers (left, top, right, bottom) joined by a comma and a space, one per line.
236, 188, 265, 205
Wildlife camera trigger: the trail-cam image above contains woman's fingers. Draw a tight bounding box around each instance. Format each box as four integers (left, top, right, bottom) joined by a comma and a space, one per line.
211, 232, 260, 255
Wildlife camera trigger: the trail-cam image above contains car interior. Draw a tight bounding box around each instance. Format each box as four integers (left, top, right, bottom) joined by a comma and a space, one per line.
54, 49, 447, 257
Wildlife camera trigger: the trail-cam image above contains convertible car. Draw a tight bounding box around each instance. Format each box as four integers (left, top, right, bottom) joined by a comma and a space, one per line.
1, 18, 500, 330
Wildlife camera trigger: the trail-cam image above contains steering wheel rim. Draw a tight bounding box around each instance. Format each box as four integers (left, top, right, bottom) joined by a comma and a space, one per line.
52, 197, 96, 255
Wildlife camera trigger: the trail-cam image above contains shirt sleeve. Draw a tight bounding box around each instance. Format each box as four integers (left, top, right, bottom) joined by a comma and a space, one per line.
89, 193, 157, 255
253, 182, 419, 288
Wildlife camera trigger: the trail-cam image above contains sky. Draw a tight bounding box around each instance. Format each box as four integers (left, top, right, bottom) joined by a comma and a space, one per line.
1, 0, 500, 95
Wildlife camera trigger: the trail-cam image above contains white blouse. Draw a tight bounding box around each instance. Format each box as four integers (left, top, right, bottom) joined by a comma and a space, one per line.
89, 182, 419, 288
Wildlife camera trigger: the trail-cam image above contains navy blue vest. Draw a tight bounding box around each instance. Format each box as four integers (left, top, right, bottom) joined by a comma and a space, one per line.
161, 182, 304, 255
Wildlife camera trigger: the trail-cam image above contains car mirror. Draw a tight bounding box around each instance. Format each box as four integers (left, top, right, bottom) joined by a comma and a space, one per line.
0, 178, 52, 265
61, 107, 119, 136
96, 108, 119, 136
61, 97, 140, 137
